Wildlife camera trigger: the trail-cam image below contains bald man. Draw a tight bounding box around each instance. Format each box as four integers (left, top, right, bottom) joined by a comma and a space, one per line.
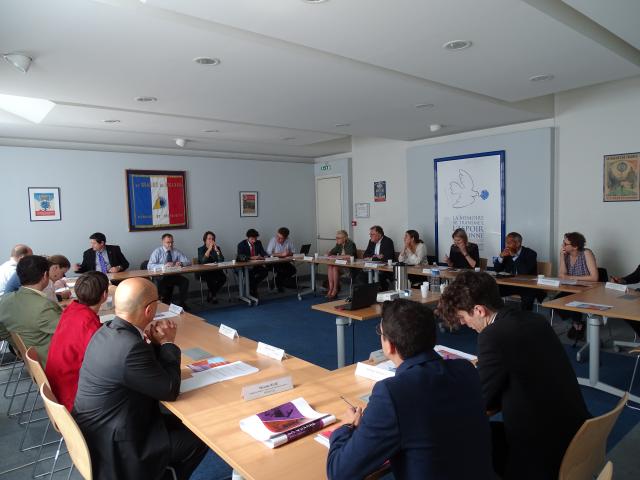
73, 278, 207, 480
0, 244, 32, 295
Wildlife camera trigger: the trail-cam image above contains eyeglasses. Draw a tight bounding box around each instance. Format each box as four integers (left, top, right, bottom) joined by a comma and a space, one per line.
144, 298, 160, 309
375, 322, 384, 337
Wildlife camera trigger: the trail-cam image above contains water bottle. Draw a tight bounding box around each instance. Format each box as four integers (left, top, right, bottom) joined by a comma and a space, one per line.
431, 268, 440, 292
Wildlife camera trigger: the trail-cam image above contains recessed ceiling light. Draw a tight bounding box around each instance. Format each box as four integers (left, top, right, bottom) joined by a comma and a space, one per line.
281, 137, 296, 141
443, 40, 472, 51
135, 96, 157, 102
334, 123, 350, 128
194, 57, 221, 66
415, 103, 434, 109
302, 0, 329, 3
2, 53, 32, 73
429, 124, 443, 132
103, 119, 121, 123
529, 74, 554, 82
0, 93, 54, 123
203, 129, 219, 133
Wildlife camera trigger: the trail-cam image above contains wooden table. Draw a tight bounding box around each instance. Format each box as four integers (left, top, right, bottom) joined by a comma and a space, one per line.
543, 285, 640, 403
181, 364, 375, 480
312, 290, 441, 368
495, 274, 600, 293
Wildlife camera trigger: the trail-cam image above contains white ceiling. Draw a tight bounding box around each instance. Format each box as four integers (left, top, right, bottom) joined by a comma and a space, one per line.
0, 0, 639, 162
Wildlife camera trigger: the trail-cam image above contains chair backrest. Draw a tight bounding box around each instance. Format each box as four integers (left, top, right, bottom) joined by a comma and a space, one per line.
140, 260, 149, 270
9, 331, 27, 361
426, 255, 437, 265
24, 347, 49, 389
356, 249, 364, 259
537, 260, 552, 277
558, 393, 627, 480
40, 384, 92, 480
479, 258, 488, 270
597, 461, 613, 480
597, 267, 608, 283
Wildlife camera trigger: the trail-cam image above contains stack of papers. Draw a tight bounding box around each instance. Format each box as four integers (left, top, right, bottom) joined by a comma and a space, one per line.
180, 359, 258, 393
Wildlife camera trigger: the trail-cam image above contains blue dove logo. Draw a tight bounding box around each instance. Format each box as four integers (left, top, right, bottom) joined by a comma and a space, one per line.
449, 169, 479, 208
480, 190, 489, 200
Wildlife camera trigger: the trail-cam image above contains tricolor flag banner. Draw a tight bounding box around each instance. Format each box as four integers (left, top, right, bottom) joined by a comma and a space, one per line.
126, 170, 188, 231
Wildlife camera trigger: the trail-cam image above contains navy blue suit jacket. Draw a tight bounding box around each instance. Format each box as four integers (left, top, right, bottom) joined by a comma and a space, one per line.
236, 239, 266, 258
327, 351, 493, 480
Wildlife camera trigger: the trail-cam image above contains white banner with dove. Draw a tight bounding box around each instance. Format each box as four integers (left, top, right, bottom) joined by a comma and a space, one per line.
434, 151, 505, 262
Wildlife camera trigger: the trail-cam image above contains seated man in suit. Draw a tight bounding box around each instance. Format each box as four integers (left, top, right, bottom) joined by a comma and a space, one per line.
266, 227, 297, 292
148, 233, 191, 309
437, 272, 590, 480
75, 232, 130, 274
493, 231, 542, 310
0, 244, 33, 296
356, 225, 395, 290
73, 278, 208, 480
0, 255, 62, 366
237, 229, 269, 297
327, 299, 492, 480
46, 271, 109, 411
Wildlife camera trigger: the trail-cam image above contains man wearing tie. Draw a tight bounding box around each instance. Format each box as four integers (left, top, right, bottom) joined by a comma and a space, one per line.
237, 229, 268, 298
148, 234, 191, 309
75, 232, 130, 274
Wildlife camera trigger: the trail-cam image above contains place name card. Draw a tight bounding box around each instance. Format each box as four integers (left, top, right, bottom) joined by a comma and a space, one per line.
605, 282, 628, 293
303, 256, 314, 262
217, 261, 234, 267
99, 314, 115, 324
149, 266, 163, 272
168, 303, 184, 315
355, 362, 395, 382
241, 376, 293, 401
218, 323, 238, 339
257, 342, 285, 361
335, 259, 348, 265
164, 266, 182, 272
368, 349, 387, 363
265, 256, 279, 262
364, 262, 379, 269
537, 278, 560, 287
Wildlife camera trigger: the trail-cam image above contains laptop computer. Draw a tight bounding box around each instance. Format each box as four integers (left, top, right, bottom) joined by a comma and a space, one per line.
299, 244, 311, 255
338, 283, 380, 311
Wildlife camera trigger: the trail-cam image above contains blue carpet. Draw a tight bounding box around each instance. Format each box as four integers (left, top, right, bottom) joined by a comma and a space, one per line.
191, 294, 640, 479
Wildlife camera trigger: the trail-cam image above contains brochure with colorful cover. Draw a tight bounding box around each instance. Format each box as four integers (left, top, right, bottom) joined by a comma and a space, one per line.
434, 345, 478, 364
186, 356, 229, 372
240, 397, 336, 448
314, 428, 336, 448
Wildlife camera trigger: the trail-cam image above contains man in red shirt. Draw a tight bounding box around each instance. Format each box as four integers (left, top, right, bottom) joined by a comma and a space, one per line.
46, 271, 109, 411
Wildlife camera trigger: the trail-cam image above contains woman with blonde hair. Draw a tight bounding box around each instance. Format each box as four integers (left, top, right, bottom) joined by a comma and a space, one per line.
326, 230, 357, 299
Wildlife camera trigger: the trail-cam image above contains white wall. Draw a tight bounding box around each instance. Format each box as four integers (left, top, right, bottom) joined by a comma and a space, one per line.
0, 146, 316, 275
350, 137, 409, 251
555, 75, 640, 275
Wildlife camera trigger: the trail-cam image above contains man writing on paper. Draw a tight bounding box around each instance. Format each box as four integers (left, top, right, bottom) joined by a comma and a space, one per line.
327, 299, 492, 480
437, 272, 590, 479
73, 278, 207, 480
266, 227, 297, 292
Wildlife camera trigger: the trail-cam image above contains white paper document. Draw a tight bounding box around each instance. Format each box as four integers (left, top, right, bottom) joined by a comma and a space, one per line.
154, 311, 179, 320
180, 361, 259, 393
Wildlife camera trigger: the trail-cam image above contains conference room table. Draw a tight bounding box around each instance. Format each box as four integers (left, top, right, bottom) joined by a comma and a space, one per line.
543, 285, 640, 404
312, 290, 441, 368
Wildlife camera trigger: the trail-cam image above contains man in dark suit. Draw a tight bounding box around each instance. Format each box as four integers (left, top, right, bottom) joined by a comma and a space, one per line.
237, 228, 269, 297
438, 272, 590, 480
327, 299, 492, 480
74, 232, 130, 274
493, 232, 541, 310
356, 225, 395, 290
73, 278, 207, 480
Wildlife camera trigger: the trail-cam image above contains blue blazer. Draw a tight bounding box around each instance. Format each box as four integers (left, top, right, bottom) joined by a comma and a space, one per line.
237, 239, 266, 258
327, 351, 493, 480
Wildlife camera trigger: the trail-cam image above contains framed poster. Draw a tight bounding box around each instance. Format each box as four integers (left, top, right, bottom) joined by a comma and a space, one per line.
434, 151, 505, 261
28, 187, 61, 221
374, 181, 386, 202
240, 191, 258, 217
603, 152, 639, 202
126, 170, 188, 231
355, 202, 370, 218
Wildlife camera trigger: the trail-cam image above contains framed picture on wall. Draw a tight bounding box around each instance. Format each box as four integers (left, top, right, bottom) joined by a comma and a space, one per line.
374, 181, 386, 202
125, 170, 188, 231
240, 191, 258, 217
355, 202, 370, 218
603, 152, 640, 202
28, 187, 61, 221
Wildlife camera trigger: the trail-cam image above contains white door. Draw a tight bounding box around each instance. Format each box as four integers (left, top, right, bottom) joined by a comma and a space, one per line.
316, 176, 343, 255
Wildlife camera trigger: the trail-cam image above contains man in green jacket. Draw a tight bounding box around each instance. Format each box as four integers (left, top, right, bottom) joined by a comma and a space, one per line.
0, 255, 62, 367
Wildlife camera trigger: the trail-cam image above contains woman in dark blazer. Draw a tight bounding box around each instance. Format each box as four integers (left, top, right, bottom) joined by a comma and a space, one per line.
197, 231, 226, 303
445, 228, 480, 269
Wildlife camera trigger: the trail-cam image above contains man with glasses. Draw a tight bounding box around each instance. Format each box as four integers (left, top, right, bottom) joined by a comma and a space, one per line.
356, 225, 395, 290
148, 233, 191, 309
74, 278, 207, 480
327, 299, 492, 480
266, 227, 297, 292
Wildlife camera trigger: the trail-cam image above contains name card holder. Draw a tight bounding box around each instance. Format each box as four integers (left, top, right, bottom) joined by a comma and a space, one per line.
605, 282, 628, 293
335, 259, 348, 265
364, 262, 379, 269
241, 376, 293, 401
303, 256, 314, 262
537, 278, 560, 287
257, 342, 286, 361
265, 256, 279, 262
168, 303, 184, 315
355, 362, 395, 382
219, 323, 239, 339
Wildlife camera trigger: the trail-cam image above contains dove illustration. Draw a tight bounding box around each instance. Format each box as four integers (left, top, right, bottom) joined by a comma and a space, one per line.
449, 169, 479, 208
